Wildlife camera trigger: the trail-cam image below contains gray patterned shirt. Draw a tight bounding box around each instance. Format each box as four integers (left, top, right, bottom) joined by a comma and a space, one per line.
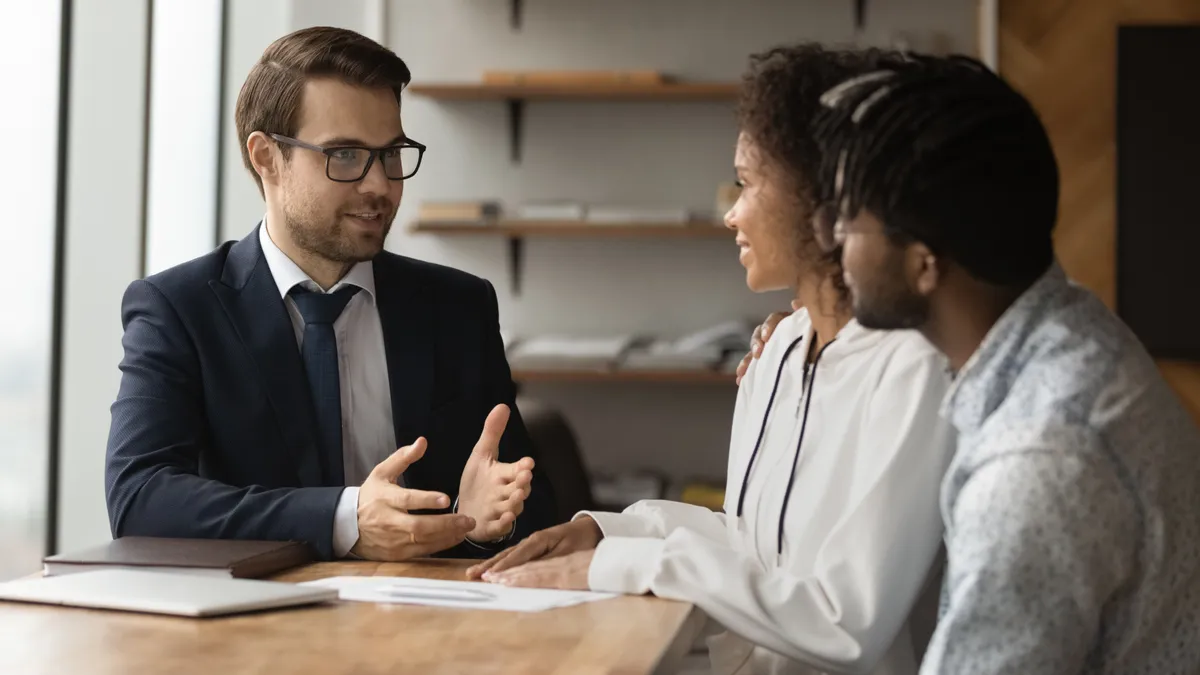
920, 263, 1200, 675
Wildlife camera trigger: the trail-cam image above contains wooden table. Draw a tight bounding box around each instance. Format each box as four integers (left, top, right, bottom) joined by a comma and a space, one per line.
0, 560, 705, 675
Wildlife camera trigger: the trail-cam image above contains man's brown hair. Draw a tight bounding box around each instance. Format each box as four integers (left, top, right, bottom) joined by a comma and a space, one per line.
234, 26, 412, 195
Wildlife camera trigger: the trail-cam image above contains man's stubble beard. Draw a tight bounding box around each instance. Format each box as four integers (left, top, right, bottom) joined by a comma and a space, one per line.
853, 287, 929, 330
848, 253, 930, 330
281, 186, 394, 264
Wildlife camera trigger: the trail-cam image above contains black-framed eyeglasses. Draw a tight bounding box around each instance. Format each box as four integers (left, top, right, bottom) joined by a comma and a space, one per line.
269, 133, 426, 182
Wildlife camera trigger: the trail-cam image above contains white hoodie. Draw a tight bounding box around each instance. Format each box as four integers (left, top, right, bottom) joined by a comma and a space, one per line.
581, 310, 956, 675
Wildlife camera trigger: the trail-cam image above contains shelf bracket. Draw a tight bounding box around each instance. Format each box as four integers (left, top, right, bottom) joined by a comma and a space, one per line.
854, 0, 868, 31
507, 236, 525, 295
506, 98, 525, 163
511, 0, 523, 30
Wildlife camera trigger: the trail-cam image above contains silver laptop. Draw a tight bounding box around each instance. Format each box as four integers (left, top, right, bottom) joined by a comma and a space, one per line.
0, 569, 338, 617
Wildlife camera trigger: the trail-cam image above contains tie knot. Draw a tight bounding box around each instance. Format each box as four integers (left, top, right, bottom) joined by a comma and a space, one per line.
290, 285, 361, 325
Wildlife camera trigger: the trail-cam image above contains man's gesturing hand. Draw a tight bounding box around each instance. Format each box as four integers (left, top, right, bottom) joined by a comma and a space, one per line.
350, 438, 476, 561
457, 404, 536, 543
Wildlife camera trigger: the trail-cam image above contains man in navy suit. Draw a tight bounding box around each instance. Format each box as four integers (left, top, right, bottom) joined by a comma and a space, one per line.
105, 26, 556, 561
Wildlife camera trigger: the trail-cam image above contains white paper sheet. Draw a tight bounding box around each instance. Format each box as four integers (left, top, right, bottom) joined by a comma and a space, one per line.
300, 576, 617, 612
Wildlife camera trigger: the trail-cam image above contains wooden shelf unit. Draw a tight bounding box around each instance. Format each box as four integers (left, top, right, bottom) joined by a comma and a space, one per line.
513, 368, 735, 385
501, 0, 871, 34
405, 81, 739, 162
406, 82, 740, 101
411, 220, 732, 239
411, 219, 734, 293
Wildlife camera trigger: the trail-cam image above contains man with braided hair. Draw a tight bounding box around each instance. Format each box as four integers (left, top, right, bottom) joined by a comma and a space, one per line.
813, 55, 1200, 674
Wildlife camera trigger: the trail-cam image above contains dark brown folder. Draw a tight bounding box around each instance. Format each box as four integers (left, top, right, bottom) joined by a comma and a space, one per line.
42, 537, 313, 579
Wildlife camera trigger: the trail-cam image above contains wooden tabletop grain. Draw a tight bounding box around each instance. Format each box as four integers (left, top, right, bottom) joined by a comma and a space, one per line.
0, 559, 705, 675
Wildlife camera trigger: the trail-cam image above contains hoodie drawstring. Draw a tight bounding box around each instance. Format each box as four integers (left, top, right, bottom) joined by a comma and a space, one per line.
777, 339, 836, 554
730, 331, 838, 556
735, 335, 806, 518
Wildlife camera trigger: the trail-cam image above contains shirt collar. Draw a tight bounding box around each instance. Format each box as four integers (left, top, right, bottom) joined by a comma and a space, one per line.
259, 217, 376, 300
940, 262, 1068, 431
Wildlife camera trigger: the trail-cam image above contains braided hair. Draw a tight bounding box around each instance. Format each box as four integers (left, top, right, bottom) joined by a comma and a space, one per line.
812, 55, 1059, 287
736, 44, 910, 303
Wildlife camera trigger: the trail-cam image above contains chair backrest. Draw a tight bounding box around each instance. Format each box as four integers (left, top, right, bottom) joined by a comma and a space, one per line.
517, 396, 596, 525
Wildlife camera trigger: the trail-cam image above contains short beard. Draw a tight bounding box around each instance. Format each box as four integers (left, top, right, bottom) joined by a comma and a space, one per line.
853, 287, 929, 330
281, 195, 391, 265
850, 253, 929, 330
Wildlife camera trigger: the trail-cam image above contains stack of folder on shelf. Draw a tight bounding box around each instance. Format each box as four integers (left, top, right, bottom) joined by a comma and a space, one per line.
507, 335, 641, 371
506, 322, 754, 374
513, 201, 586, 221
583, 205, 694, 225
417, 200, 501, 223
417, 199, 720, 228
622, 320, 753, 372
622, 339, 723, 371
482, 69, 667, 86
512, 201, 706, 226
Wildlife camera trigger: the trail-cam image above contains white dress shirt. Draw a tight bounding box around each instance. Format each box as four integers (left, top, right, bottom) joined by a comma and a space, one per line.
259, 221, 395, 557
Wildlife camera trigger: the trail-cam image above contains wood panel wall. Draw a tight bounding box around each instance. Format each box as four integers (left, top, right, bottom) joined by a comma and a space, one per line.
997, 0, 1200, 424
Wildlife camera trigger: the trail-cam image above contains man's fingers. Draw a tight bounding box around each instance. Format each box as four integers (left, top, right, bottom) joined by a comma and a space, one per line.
764, 310, 789, 335
407, 531, 471, 558
747, 310, 793, 367
496, 490, 526, 520
496, 462, 534, 485
372, 438, 427, 482
389, 527, 471, 560
504, 473, 532, 497
400, 512, 476, 541
409, 541, 461, 558
471, 405, 511, 461
484, 511, 516, 538
485, 487, 527, 521
735, 352, 752, 384
749, 324, 764, 357
384, 487, 450, 512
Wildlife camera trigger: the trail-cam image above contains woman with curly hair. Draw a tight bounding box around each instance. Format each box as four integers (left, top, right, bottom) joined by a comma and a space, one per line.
468, 45, 956, 675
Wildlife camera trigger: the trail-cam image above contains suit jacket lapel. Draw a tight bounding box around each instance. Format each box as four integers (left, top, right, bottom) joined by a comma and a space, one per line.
373, 255, 435, 478
209, 224, 324, 487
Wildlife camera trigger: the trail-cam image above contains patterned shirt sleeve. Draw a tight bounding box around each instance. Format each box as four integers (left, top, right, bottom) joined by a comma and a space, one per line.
921, 434, 1140, 675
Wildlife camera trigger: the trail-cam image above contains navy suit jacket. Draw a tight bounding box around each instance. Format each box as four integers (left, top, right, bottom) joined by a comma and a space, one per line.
105, 226, 557, 559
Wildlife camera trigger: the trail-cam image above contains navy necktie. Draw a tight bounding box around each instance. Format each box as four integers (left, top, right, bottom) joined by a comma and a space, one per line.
290, 285, 360, 486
